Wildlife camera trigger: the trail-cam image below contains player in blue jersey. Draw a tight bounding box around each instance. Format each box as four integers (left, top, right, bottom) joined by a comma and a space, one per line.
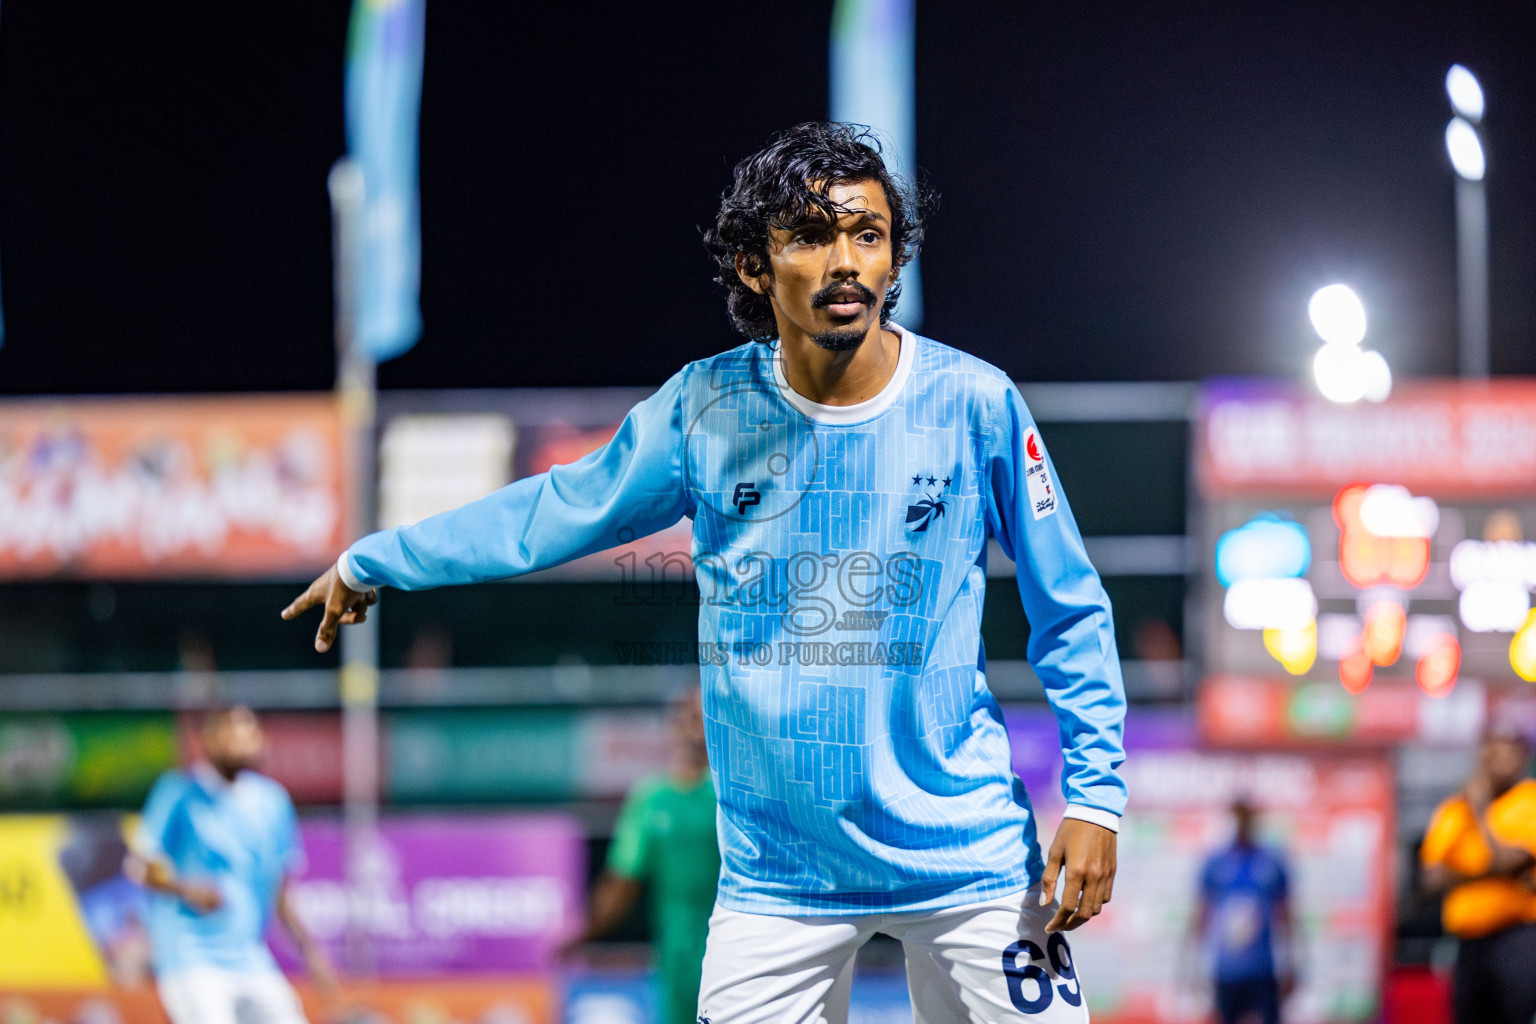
283, 122, 1126, 1023
1193, 800, 1298, 1024
125, 705, 336, 1024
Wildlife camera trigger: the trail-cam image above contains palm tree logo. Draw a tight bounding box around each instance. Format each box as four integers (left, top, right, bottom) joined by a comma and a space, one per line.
905, 472, 951, 533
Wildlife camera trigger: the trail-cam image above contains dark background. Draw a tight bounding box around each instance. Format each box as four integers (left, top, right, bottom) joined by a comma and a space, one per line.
0, 1, 1531, 395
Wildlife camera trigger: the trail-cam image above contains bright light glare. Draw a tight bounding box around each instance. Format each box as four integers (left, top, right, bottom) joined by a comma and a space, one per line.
1223, 577, 1317, 631
1446, 65, 1484, 123
1449, 539, 1536, 589
1460, 580, 1532, 633
1416, 634, 1461, 697
1511, 611, 1536, 682
1314, 344, 1367, 403
1215, 516, 1311, 586
1263, 622, 1317, 675
1359, 484, 1439, 539
1363, 600, 1407, 667
1308, 284, 1367, 346
1360, 350, 1392, 402
1446, 117, 1485, 181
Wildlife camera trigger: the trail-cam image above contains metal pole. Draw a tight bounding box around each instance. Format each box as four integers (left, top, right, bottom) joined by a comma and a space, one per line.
1455, 176, 1489, 379
329, 158, 380, 975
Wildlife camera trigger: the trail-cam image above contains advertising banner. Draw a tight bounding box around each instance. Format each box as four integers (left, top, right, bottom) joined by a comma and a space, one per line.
0, 394, 346, 580
274, 815, 585, 974
1199, 379, 1536, 498
1195, 379, 1536, 694
385, 706, 676, 804
1198, 675, 1487, 748
0, 714, 178, 808
2, 707, 676, 810
0, 811, 582, 992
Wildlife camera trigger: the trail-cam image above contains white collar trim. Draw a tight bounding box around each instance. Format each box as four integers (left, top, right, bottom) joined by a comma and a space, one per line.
770, 324, 915, 425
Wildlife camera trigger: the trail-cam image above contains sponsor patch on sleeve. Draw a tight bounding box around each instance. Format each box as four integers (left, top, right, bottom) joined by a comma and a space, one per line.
1023, 427, 1057, 520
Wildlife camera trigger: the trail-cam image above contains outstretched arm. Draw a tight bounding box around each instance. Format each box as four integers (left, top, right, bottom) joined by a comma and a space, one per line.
986, 380, 1127, 932
284, 372, 690, 651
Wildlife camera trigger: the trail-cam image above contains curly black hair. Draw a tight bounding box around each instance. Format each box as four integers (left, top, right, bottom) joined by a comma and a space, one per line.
704, 122, 932, 341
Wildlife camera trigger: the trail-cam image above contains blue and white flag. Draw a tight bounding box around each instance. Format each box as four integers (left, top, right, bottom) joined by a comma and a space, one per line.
345, 0, 426, 362
831, 0, 921, 329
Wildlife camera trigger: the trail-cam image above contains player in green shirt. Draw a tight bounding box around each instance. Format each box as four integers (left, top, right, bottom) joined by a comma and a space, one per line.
566, 691, 721, 1023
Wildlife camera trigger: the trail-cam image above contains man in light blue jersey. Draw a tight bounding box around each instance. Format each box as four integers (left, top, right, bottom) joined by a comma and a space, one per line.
284, 122, 1126, 1023
126, 705, 335, 1024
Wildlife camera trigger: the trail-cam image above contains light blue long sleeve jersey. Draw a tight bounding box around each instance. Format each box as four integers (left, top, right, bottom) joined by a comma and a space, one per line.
135, 766, 301, 974
343, 328, 1127, 914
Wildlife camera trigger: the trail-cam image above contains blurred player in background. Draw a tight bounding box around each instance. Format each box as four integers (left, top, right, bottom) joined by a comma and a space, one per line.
285, 122, 1125, 1023
1420, 721, 1536, 1024
124, 705, 336, 1024
563, 690, 720, 1023
1192, 799, 1298, 1024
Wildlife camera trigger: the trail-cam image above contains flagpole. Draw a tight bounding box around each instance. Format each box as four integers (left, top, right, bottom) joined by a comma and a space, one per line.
328, 158, 380, 975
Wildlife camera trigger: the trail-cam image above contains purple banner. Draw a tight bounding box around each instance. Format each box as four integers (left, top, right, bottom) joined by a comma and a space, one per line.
1004, 705, 1197, 815
271, 814, 585, 974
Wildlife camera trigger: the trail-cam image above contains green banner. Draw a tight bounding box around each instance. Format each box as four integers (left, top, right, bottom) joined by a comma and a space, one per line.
0, 714, 177, 807
385, 708, 579, 802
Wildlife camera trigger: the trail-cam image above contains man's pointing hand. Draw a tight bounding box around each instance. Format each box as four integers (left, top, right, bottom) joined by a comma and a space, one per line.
281, 564, 378, 653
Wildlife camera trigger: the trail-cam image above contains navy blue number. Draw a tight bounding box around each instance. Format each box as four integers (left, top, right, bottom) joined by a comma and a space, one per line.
1003, 940, 1052, 1014
1048, 932, 1081, 1007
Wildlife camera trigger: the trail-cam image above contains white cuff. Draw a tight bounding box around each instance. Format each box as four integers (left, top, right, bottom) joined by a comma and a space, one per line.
1062, 804, 1121, 833
335, 552, 371, 593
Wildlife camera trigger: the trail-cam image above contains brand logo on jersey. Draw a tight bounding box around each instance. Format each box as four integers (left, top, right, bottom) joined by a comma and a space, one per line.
905, 471, 953, 533
1026, 434, 1043, 462
697, 1016, 711, 1024
732, 482, 761, 515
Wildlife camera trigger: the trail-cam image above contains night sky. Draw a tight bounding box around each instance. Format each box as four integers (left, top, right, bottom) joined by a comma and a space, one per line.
0, 0, 1531, 396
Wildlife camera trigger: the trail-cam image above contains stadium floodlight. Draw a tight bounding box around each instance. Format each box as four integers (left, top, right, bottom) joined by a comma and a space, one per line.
1445, 66, 1490, 379
1359, 349, 1392, 403
1308, 284, 1367, 347
1445, 117, 1486, 181
1445, 64, 1484, 123
1313, 344, 1369, 403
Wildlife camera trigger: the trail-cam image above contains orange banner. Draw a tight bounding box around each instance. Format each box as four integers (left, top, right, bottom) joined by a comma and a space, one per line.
0, 395, 346, 579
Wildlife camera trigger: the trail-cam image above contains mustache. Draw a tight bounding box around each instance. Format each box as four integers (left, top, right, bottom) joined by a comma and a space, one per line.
811, 281, 877, 309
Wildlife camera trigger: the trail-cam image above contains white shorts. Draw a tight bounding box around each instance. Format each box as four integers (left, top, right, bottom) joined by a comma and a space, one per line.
697, 886, 1089, 1024
156, 966, 310, 1024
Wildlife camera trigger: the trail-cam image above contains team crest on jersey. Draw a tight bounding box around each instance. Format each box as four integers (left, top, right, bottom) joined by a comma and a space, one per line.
904, 471, 954, 533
